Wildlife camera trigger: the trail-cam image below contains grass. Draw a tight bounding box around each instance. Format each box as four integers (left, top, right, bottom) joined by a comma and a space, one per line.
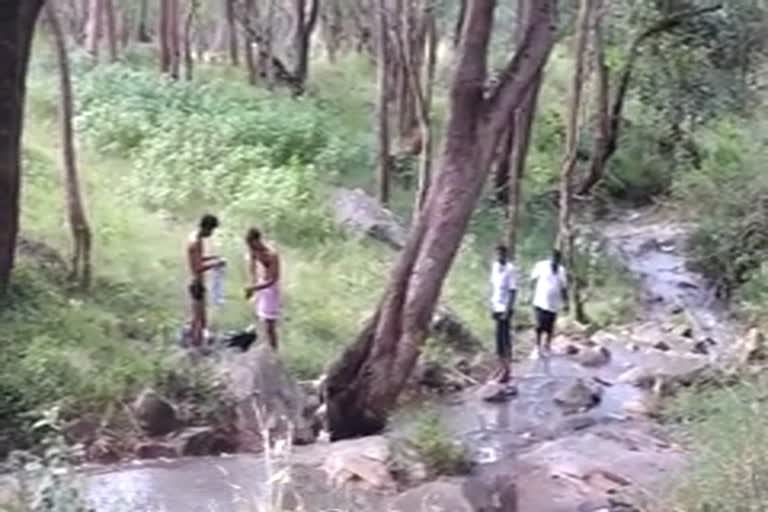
665, 379, 768, 511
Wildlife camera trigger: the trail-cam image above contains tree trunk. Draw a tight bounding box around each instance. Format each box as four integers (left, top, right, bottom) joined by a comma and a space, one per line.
558, 0, 593, 323
327, 0, 557, 440
506, 72, 542, 254
46, 1, 94, 289
265, 0, 276, 88
453, 0, 466, 47
159, 0, 171, 73
322, 0, 343, 62
85, 0, 104, 58
506, 0, 542, 254
226, 0, 239, 66
103, 0, 118, 61
0, 0, 46, 292
414, 4, 437, 212
244, 0, 258, 85
374, 0, 392, 206
294, 0, 319, 87
183, 0, 199, 81
137, 0, 151, 42
576, 3, 723, 195
169, 0, 181, 78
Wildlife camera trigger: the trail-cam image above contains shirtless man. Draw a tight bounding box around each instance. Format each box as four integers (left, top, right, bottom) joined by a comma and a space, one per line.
244, 228, 281, 350
186, 214, 225, 347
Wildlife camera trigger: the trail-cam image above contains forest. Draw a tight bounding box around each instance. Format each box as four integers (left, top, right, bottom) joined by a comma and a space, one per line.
2, 0, 768, 510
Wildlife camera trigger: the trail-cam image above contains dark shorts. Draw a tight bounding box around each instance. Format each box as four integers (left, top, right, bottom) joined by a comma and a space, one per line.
188, 280, 206, 302
534, 307, 557, 335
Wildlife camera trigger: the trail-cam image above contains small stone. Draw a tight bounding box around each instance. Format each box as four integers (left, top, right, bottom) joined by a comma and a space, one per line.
480, 382, 517, 403
554, 379, 602, 412
652, 341, 671, 352
577, 346, 611, 367
691, 341, 710, 355
564, 344, 581, 356
133, 389, 178, 437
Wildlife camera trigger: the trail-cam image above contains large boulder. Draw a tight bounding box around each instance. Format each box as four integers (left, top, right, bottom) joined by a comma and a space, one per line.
322, 436, 397, 491
331, 188, 408, 249
133, 389, 179, 437
220, 344, 317, 448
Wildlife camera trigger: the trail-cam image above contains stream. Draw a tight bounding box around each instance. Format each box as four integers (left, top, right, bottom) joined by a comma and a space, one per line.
5, 208, 733, 511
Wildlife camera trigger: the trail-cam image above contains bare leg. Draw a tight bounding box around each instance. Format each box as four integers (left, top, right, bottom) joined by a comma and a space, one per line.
264, 319, 278, 350
191, 300, 205, 347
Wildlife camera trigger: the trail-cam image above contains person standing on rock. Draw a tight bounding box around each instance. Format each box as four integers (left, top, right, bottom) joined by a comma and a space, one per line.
530, 249, 569, 358
186, 214, 226, 348
245, 228, 282, 350
490, 244, 518, 384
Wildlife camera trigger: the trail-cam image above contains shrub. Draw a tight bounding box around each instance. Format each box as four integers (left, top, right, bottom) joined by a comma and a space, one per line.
410, 412, 472, 477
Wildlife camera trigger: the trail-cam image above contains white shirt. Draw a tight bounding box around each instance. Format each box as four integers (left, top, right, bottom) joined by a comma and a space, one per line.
490, 261, 517, 313
531, 260, 568, 312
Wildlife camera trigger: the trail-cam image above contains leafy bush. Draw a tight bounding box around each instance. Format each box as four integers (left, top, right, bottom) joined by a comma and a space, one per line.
411, 413, 472, 476
674, 120, 768, 301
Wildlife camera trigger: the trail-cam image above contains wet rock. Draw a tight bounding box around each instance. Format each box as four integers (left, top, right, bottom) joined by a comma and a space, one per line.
390, 481, 475, 512
563, 344, 581, 356
331, 188, 407, 249
576, 346, 611, 367
135, 441, 177, 460
556, 415, 598, 434
133, 389, 178, 437
480, 382, 517, 403
652, 341, 671, 352
322, 436, 396, 491
220, 344, 317, 447
691, 340, 710, 355
617, 367, 656, 389
554, 379, 602, 412
86, 437, 121, 464
174, 427, 236, 456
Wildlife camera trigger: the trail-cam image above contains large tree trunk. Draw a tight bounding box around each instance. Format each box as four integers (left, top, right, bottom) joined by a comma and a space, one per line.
0, 0, 46, 292
327, 0, 557, 440
374, 0, 392, 207
453, 0, 466, 47
103, 0, 118, 61
558, 0, 593, 323
46, 1, 94, 289
85, 0, 104, 58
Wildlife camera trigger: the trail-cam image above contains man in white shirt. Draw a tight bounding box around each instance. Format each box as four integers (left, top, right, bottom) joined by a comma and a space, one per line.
490, 244, 518, 383
530, 249, 569, 357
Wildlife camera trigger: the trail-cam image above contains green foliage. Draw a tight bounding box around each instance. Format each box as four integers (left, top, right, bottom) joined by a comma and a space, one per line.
666, 380, 768, 511
411, 412, 472, 477
674, 120, 768, 303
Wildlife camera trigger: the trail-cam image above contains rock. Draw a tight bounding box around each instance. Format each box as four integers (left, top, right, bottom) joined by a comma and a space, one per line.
617, 367, 656, 389
331, 188, 407, 249
322, 436, 396, 491
133, 389, 178, 437
431, 306, 484, 354
691, 340, 710, 355
86, 437, 121, 464
652, 341, 671, 352
480, 382, 517, 403
390, 481, 476, 512
674, 325, 694, 339
174, 427, 236, 456
554, 379, 602, 412
576, 346, 611, 367
135, 442, 177, 460
563, 344, 581, 356
220, 344, 317, 447
737, 328, 767, 365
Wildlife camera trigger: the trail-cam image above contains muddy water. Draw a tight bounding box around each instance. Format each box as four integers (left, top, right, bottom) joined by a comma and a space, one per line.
10, 209, 725, 511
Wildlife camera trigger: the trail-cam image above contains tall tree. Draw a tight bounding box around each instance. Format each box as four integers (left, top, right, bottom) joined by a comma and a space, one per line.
294, 0, 320, 86
321, 0, 343, 62
576, 3, 724, 195
46, 0, 94, 289
137, 0, 152, 43
374, 0, 392, 206
243, 0, 258, 85
226, 0, 240, 66
85, 0, 104, 58
103, 0, 118, 61
326, 0, 558, 439
0, 0, 47, 292
183, 0, 200, 80
159, 0, 172, 73
558, 0, 594, 323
